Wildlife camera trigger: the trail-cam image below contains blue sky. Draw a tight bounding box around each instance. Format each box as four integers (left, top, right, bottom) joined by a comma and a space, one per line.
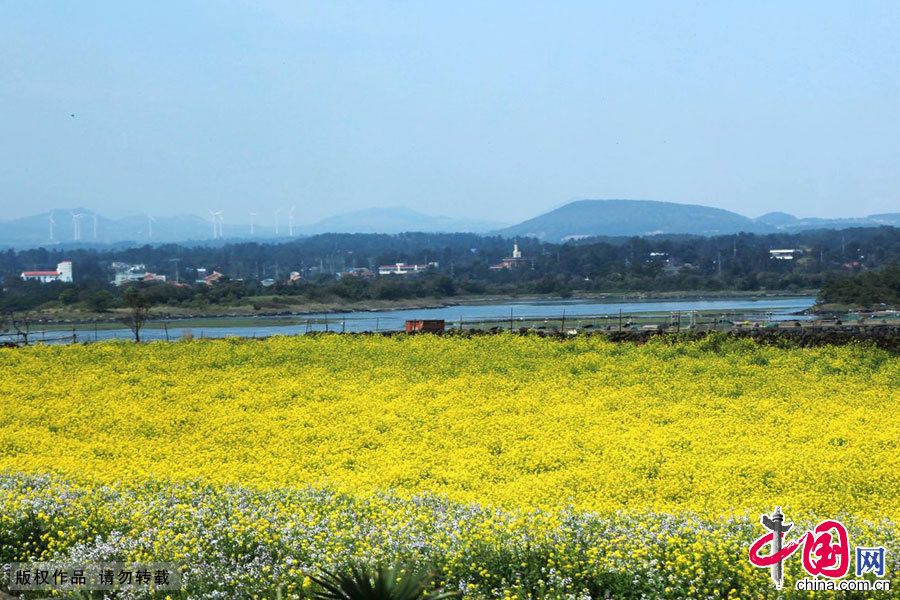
1, 1, 898, 223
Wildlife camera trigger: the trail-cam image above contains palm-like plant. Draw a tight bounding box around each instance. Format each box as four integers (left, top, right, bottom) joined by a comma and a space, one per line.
310, 564, 457, 600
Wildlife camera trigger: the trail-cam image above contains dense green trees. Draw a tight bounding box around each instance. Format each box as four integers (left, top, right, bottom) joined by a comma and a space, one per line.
819, 266, 900, 307
0, 227, 897, 313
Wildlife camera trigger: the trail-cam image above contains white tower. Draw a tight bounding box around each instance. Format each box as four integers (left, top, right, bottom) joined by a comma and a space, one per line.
512, 243, 522, 259
57, 261, 73, 283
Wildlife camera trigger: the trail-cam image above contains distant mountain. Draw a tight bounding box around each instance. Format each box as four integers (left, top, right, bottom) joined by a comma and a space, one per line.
870, 213, 900, 223
0, 209, 217, 248
0, 206, 508, 248
497, 200, 900, 242
754, 211, 799, 228
496, 199, 771, 241
300, 207, 506, 235
2, 202, 896, 249
755, 211, 900, 232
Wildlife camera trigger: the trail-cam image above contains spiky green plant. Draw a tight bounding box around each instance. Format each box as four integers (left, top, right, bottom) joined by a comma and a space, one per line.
310, 564, 457, 600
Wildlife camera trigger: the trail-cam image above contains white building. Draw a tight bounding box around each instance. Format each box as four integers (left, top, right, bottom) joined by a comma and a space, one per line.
769, 249, 802, 260
21, 261, 73, 283
378, 262, 438, 275
112, 263, 166, 286
490, 244, 528, 270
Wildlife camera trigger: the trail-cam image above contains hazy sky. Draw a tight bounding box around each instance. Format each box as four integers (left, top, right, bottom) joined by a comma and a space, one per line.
1, 1, 898, 224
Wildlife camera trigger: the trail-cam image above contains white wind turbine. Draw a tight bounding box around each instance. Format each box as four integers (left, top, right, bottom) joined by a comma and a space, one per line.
147, 214, 156, 240
92, 214, 98, 240
288, 206, 295, 237
71, 212, 84, 241
208, 210, 222, 239
48, 212, 55, 241
274, 209, 281, 236
249, 211, 257, 236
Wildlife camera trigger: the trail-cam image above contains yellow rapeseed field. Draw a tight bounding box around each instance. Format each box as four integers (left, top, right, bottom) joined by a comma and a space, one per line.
1, 335, 897, 518
0, 334, 897, 598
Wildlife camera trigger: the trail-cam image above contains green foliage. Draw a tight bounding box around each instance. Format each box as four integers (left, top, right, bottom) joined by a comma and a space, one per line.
1, 227, 897, 312
819, 265, 900, 307
312, 564, 456, 600
85, 289, 115, 312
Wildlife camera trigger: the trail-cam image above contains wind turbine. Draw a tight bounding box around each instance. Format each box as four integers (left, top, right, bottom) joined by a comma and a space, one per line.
249, 211, 257, 236
216, 211, 224, 238
147, 214, 156, 240
71, 212, 84, 241
48, 212, 55, 241
208, 210, 222, 239
169, 257, 181, 283
92, 214, 98, 240
274, 210, 281, 236
288, 206, 295, 237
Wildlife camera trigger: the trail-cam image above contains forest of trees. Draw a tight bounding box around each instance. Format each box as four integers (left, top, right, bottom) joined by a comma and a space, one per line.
1, 226, 898, 313
819, 266, 900, 307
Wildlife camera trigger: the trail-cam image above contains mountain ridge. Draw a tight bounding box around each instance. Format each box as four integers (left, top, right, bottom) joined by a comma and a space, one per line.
1, 200, 897, 249
0, 206, 507, 248
495, 199, 900, 242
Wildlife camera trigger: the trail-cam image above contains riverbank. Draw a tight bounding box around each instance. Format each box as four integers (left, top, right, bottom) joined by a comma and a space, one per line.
1, 296, 823, 344
11, 289, 818, 328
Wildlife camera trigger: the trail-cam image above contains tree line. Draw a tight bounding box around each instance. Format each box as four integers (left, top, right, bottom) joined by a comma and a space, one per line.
818, 265, 900, 307
1, 227, 898, 313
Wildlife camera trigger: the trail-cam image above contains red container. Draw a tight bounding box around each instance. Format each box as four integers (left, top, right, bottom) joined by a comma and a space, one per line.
405, 319, 445, 333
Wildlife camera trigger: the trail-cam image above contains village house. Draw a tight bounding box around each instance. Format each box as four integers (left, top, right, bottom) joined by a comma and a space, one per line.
490, 244, 528, 270
21, 260, 73, 283
111, 263, 167, 286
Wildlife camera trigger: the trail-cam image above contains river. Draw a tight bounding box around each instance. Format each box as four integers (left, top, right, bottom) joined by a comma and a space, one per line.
47, 295, 816, 343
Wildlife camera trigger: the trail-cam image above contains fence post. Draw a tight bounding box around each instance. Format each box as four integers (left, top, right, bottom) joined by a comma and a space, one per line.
561, 309, 566, 332
618, 308, 623, 331
164, 322, 170, 342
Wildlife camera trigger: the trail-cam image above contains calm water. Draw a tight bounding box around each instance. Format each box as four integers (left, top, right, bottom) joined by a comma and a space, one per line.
51, 296, 816, 343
